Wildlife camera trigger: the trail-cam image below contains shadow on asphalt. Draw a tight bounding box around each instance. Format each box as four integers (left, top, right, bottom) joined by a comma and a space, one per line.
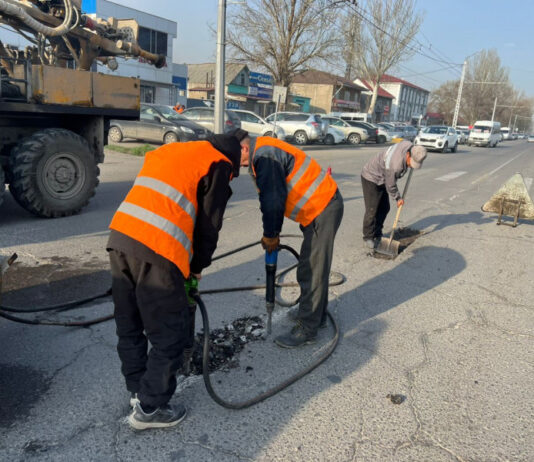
410, 210, 534, 233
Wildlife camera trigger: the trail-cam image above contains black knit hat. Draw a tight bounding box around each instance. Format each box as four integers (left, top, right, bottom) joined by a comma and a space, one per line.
207, 133, 244, 178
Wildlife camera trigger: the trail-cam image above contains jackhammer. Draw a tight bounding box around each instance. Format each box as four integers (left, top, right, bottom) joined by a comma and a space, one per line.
264, 249, 278, 335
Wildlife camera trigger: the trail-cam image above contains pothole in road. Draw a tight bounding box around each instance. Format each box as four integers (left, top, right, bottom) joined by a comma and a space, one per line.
372, 227, 424, 260
187, 316, 266, 375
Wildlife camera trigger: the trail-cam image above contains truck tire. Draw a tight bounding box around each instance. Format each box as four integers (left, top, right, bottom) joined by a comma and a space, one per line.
0, 164, 5, 209
9, 129, 99, 218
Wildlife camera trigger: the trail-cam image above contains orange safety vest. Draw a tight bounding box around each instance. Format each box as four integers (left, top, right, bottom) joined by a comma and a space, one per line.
109, 141, 231, 277
252, 137, 337, 227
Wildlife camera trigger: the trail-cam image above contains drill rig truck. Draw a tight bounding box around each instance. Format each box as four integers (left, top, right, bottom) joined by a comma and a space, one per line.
0, 0, 165, 217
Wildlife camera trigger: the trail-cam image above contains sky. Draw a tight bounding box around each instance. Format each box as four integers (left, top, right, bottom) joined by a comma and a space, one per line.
1, 0, 533, 96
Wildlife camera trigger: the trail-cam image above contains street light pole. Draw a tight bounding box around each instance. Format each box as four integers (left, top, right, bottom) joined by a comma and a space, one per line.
451, 59, 466, 128
214, 0, 226, 134
491, 97, 497, 123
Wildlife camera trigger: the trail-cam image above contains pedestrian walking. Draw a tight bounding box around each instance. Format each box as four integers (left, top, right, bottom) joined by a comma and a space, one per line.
237, 130, 344, 348
107, 134, 242, 430
360, 140, 427, 249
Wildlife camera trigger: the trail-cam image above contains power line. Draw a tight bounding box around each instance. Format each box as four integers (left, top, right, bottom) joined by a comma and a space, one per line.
344, 2, 462, 68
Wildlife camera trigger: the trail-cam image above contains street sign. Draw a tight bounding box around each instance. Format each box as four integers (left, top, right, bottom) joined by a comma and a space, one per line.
272, 85, 287, 104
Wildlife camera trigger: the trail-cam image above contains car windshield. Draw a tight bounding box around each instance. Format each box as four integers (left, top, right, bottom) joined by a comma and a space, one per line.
149, 105, 188, 121
473, 125, 491, 133
424, 126, 448, 134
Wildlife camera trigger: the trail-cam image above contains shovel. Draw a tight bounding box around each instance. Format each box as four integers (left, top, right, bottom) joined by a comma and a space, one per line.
375, 169, 414, 258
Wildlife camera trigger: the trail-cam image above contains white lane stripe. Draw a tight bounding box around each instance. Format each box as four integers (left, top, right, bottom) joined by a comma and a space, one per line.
471, 148, 529, 185
435, 171, 467, 182
525, 177, 533, 192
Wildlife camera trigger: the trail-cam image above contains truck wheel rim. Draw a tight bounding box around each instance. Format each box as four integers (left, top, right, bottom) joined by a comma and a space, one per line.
41, 153, 86, 200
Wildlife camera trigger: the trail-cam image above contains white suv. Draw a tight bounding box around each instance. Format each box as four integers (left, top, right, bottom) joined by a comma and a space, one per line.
233, 109, 286, 140
414, 125, 458, 153
322, 116, 369, 145
265, 112, 327, 145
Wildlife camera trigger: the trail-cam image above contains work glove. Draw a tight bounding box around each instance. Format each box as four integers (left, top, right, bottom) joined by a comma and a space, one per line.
184, 275, 199, 306
261, 235, 280, 253
397, 199, 404, 207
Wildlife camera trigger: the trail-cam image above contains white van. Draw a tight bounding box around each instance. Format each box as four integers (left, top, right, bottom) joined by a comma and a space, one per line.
467, 120, 501, 147
501, 126, 511, 140
329, 112, 372, 123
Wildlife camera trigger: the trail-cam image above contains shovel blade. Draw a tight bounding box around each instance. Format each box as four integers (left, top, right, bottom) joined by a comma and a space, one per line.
375, 237, 400, 258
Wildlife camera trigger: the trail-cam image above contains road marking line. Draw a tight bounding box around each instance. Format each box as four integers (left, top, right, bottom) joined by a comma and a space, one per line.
436, 171, 467, 182
471, 148, 529, 185
525, 177, 533, 191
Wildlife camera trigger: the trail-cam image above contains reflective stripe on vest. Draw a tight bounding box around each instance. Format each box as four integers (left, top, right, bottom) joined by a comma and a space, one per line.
289, 170, 327, 221
252, 137, 337, 226
117, 201, 192, 255
134, 176, 197, 223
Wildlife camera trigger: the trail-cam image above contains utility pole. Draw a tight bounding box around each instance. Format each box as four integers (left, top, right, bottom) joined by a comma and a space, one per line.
451, 59, 466, 128
214, 0, 226, 134
490, 97, 497, 123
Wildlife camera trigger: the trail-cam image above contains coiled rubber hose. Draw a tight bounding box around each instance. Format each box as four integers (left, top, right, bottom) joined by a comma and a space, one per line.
0, 239, 345, 409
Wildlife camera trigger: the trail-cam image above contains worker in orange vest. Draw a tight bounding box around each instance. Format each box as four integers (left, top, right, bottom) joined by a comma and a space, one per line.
174, 103, 185, 113
107, 134, 242, 430
236, 129, 344, 348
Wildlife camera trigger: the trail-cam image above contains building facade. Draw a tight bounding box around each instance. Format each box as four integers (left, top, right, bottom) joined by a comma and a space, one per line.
290, 70, 366, 114
187, 63, 278, 115
82, 0, 181, 106
379, 75, 429, 123
354, 78, 395, 122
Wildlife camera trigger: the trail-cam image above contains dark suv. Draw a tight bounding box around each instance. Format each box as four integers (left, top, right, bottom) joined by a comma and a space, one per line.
109, 104, 211, 144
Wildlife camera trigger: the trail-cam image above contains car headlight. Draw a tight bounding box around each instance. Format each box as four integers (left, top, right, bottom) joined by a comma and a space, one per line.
182, 127, 194, 134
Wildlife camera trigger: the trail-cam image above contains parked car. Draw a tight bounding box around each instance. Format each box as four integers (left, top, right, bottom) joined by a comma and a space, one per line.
323, 126, 345, 145
232, 109, 286, 140
528, 134, 534, 143
346, 121, 382, 143
377, 122, 395, 132
347, 120, 387, 144
321, 116, 369, 145
181, 106, 241, 133
401, 126, 418, 142
455, 128, 468, 144
109, 104, 211, 145
264, 112, 327, 145
414, 125, 459, 152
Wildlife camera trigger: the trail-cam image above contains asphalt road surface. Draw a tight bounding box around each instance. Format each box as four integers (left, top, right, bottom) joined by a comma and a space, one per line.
1, 139, 533, 461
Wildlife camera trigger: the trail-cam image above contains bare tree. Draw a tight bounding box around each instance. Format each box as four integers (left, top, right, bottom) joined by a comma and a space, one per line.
342, 0, 423, 115
226, 0, 340, 89
428, 49, 533, 126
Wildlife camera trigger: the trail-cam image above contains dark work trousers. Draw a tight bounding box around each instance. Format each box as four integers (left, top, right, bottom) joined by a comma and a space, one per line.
297, 190, 344, 334
109, 250, 190, 409
361, 175, 391, 240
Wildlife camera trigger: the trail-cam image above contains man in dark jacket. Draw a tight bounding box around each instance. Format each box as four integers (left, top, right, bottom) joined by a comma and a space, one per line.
107, 134, 241, 430
361, 141, 427, 248
237, 130, 344, 348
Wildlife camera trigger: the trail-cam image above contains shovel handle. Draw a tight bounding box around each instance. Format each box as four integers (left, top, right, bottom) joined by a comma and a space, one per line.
388, 204, 403, 246
387, 168, 413, 246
